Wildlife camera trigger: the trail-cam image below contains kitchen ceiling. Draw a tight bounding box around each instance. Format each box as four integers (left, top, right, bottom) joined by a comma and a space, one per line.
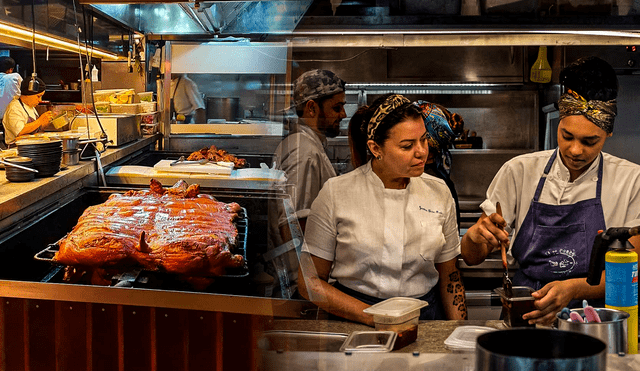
90, 1, 314, 36
83, 0, 640, 47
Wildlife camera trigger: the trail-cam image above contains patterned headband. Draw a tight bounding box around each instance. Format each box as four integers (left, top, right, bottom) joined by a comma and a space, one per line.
366, 94, 410, 140
558, 91, 617, 134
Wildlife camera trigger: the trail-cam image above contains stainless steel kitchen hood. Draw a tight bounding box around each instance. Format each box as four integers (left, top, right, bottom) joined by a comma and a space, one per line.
90, 1, 313, 35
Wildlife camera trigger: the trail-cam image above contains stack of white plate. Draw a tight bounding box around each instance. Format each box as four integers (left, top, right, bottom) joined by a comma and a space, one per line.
16, 138, 62, 177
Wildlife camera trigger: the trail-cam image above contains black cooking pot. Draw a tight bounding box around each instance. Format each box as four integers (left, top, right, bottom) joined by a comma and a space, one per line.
476, 328, 607, 371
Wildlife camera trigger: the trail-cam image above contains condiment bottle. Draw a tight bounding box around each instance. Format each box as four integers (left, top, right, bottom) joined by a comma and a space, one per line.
91, 65, 99, 82
530, 46, 552, 83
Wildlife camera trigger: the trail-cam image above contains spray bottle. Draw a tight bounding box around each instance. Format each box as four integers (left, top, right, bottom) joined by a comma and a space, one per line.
587, 226, 639, 354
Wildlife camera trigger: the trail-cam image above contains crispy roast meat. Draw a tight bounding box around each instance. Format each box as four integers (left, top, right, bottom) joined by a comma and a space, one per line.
187, 145, 247, 168
54, 179, 244, 277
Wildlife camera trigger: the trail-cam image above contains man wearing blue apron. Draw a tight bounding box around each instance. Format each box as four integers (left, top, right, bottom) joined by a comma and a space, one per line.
460, 56, 640, 326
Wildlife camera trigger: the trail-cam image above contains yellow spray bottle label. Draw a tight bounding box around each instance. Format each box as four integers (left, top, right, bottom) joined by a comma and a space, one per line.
605, 250, 638, 354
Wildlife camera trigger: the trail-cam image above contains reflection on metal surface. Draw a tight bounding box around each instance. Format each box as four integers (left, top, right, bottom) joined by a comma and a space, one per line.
0, 20, 120, 59
92, 1, 312, 35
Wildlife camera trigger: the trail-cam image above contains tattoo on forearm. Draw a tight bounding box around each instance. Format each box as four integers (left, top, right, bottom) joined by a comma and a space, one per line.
448, 271, 467, 319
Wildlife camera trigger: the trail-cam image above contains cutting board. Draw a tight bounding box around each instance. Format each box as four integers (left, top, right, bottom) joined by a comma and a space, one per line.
153, 160, 234, 175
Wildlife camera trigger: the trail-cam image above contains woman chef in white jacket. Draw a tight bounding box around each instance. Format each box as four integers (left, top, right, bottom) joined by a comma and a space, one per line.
298, 94, 467, 325
462, 56, 640, 326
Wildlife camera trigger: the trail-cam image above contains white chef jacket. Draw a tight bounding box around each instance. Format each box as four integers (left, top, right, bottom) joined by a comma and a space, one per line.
481, 149, 640, 249
170, 75, 205, 116
303, 161, 460, 299
0, 72, 21, 118
3, 98, 38, 145
273, 123, 336, 222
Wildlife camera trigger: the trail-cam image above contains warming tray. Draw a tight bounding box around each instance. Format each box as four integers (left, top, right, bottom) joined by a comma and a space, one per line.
34, 207, 250, 279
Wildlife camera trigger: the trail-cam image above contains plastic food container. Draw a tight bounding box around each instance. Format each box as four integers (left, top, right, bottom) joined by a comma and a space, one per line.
363, 297, 428, 349
111, 103, 140, 114
138, 91, 154, 102
140, 101, 156, 113
339, 331, 396, 353
94, 102, 110, 113
494, 286, 536, 328
92, 91, 112, 103
444, 326, 496, 352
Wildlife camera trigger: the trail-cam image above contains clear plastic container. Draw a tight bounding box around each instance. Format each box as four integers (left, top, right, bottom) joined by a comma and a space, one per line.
444, 326, 496, 352
363, 297, 428, 350
111, 103, 141, 114
94, 102, 110, 113
138, 92, 154, 102
140, 101, 156, 113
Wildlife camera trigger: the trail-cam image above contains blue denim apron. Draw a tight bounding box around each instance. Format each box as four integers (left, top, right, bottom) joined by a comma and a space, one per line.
511, 149, 606, 307
333, 282, 445, 320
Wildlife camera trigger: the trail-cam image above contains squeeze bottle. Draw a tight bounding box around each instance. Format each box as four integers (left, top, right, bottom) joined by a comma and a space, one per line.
91, 66, 99, 82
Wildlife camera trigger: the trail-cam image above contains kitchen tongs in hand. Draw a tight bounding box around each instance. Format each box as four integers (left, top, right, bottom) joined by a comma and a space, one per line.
497, 202, 513, 297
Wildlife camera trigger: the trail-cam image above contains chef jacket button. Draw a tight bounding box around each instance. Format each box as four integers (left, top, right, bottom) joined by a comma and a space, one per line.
592, 176, 598, 182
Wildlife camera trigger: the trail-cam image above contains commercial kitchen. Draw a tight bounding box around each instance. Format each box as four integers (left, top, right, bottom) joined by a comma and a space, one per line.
0, 1, 640, 370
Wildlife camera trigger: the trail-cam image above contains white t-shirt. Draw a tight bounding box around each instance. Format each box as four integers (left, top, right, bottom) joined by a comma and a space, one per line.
481, 149, 640, 249
170, 76, 205, 116
303, 161, 460, 299
0, 72, 22, 118
3, 98, 38, 145
273, 123, 336, 221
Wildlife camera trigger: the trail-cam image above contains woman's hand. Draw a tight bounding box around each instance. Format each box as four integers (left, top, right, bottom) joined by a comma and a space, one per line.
523, 280, 578, 326
36, 111, 53, 128
460, 212, 509, 265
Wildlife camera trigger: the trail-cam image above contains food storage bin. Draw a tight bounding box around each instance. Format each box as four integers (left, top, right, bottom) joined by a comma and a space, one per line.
140, 101, 156, 113
363, 297, 428, 349
92, 91, 112, 103
444, 325, 496, 352
111, 103, 140, 114
494, 286, 536, 327
94, 102, 110, 113
137, 92, 154, 102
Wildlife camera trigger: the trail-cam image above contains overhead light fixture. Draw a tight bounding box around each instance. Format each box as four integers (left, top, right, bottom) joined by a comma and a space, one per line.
0, 21, 121, 60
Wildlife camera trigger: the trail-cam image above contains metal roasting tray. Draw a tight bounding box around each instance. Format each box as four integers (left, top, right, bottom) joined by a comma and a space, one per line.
34, 207, 249, 279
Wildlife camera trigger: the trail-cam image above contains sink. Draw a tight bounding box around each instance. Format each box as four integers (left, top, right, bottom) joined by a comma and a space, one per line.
258, 331, 349, 352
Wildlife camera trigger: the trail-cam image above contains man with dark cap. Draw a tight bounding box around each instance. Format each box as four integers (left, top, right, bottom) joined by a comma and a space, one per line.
461, 56, 640, 326
265, 70, 346, 298
3, 77, 52, 146
0, 56, 22, 146
274, 69, 347, 233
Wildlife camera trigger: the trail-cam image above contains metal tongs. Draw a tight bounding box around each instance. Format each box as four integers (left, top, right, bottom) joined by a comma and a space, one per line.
169, 156, 209, 166
497, 202, 513, 297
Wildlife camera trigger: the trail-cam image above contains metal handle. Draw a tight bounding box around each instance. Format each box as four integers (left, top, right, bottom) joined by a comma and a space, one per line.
0, 159, 38, 173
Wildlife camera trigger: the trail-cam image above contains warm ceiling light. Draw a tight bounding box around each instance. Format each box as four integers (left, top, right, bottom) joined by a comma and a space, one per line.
0, 21, 121, 60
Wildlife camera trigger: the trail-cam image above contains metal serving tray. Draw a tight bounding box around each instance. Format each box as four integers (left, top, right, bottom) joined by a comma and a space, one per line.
34, 207, 249, 279
259, 331, 349, 352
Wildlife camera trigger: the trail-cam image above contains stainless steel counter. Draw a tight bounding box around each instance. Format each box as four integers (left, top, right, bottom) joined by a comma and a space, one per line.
261, 320, 640, 371
0, 134, 161, 233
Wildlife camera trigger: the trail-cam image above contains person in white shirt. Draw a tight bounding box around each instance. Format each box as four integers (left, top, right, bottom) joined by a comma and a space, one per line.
273, 69, 347, 235
461, 56, 640, 326
170, 74, 205, 124
0, 56, 22, 146
3, 77, 52, 146
298, 93, 467, 325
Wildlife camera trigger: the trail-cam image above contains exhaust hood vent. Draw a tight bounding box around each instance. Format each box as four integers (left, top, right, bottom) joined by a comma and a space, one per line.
92, 1, 312, 35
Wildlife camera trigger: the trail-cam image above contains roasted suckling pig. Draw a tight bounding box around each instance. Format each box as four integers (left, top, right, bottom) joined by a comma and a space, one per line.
54, 179, 244, 277
187, 145, 247, 168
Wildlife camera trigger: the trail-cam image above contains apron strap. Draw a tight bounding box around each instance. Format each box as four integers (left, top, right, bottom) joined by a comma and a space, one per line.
533, 149, 558, 202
